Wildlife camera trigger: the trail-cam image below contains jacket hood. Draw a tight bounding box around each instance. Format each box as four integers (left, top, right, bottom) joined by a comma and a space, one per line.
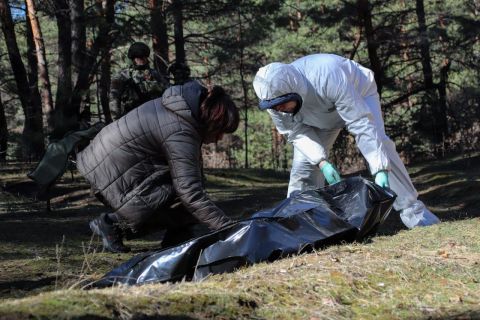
161, 80, 207, 127
253, 62, 309, 102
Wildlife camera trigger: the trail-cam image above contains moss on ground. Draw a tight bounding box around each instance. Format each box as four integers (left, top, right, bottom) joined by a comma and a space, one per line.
0, 219, 479, 319
0, 154, 479, 319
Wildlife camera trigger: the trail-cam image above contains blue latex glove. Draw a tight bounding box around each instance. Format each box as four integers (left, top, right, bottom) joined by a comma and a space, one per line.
320, 161, 341, 185
375, 170, 390, 188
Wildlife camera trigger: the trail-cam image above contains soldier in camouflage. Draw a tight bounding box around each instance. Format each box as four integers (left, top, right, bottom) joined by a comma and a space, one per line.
109, 42, 169, 120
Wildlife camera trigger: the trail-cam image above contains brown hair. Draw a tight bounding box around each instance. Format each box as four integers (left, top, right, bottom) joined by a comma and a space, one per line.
200, 86, 239, 137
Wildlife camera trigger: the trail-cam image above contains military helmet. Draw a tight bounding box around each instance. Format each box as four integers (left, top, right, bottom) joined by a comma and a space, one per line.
128, 42, 150, 59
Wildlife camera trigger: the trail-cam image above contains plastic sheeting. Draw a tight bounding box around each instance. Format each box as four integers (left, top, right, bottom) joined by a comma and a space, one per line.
93, 177, 395, 288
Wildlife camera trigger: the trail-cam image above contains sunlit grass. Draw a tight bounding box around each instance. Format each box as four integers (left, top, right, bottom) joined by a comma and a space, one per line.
0, 154, 478, 319
0, 219, 479, 319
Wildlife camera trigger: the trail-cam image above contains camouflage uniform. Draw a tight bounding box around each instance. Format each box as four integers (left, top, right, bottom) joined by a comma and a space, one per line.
109, 65, 169, 120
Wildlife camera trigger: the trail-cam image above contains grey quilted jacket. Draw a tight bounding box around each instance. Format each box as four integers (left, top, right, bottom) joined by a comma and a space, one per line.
77, 81, 232, 232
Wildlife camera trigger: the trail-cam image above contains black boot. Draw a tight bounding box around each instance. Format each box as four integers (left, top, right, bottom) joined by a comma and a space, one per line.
89, 213, 131, 253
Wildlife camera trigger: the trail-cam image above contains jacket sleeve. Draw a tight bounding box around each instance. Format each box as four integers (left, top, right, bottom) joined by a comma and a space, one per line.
322, 70, 390, 174
267, 109, 328, 165
162, 129, 232, 230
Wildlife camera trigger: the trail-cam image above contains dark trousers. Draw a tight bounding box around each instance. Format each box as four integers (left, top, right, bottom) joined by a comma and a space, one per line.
115, 194, 209, 247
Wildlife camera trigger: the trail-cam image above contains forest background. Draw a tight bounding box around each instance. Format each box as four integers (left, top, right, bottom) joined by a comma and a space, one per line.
0, 0, 479, 172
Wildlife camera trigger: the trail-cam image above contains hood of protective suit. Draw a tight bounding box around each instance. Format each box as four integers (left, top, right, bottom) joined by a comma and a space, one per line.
253, 63, 309, 103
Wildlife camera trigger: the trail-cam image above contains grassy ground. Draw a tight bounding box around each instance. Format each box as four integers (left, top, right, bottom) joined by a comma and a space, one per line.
0, 153, 479, 319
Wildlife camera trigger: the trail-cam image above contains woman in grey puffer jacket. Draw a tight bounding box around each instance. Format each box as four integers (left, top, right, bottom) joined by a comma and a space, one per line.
77, 81, 239, 252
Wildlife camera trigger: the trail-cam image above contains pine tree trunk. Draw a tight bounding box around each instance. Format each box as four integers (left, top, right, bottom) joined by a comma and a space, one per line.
25, 0, 54, 135
397, 0, 415, 117
415, 0, 436, 125
97, 0, 115, 123
0, 0, 44, 159
71, 0, 86, 83
48, 0, 87, 138
99, 53, 112, 123
25, 10, 44, 136
415, 0, 447, 145
436, 13, 450, 143
65, 0, 112, 136
437, 58, 450, 145
54, 0, 72, 117
237, 10, 249, 168
357, 0, 383, 95
0, 94, 7, 161
172, 0, 186, 72
415, 0, 434, 90
149, 0, 169, 77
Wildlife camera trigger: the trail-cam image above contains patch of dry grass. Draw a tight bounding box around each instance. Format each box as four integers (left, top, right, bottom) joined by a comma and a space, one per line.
0, 219, 479, 319
0, 154, 479, 319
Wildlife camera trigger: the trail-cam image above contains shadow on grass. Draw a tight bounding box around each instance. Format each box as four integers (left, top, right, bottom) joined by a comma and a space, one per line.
3, 179, 90, 202
129, 316, 198, 320
421, 180, 480, 218
215, 187, 287, 220
431, 310, 480, 320
0, 277, 56, 294
206, 167, 290, 183
409, 154, 480, 178
0, 219, 94, 245
78, 316, 198, 320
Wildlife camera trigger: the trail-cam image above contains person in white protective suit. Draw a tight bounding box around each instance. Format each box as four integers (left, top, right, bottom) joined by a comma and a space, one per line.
253, 53, 440, 228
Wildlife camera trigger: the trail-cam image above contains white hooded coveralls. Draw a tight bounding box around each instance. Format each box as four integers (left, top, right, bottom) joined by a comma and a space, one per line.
253, 54, 440, 228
